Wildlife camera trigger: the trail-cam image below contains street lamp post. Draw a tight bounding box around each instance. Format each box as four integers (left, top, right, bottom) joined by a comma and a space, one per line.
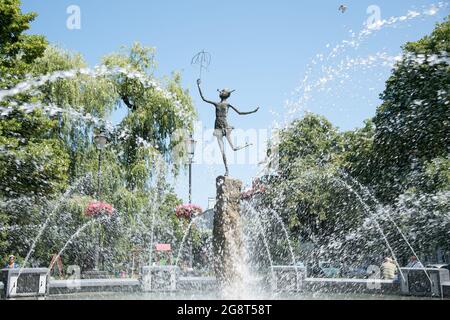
185, 134, 197, 269
94, 132, 108, 200
93, 131, 108, 271
186, 134, 197, 204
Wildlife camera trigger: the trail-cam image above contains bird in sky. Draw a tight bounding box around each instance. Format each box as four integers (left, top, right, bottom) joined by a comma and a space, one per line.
339, 5, 348, 13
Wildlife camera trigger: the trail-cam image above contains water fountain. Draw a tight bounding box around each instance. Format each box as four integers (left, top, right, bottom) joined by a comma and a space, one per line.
1, 2, 449, 300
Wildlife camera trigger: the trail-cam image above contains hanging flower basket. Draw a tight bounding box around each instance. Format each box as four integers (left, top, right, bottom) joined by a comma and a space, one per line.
175, 204, 203, 219
84, 201, 114, 217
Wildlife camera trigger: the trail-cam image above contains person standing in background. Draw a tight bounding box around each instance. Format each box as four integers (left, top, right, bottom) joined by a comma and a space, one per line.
381, 257, 397, 280
4, 255, 19, 269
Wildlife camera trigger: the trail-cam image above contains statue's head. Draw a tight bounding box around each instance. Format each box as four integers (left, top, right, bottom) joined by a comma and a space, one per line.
218, 88, 235, 100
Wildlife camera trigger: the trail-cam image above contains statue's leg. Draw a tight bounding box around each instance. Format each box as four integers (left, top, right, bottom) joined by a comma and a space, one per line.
217, 136, 229, 176
226, 129, 252, 152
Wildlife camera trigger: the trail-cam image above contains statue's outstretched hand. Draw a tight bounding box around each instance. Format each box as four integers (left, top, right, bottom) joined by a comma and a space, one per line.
197, 79, 201, 86
254, 107, 260, 113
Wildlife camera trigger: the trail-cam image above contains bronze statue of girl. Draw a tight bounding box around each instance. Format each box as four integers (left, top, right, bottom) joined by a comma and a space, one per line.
197, 79, 259, 176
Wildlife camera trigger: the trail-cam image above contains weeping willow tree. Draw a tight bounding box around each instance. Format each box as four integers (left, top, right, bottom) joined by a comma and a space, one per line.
1, 36, 199, 270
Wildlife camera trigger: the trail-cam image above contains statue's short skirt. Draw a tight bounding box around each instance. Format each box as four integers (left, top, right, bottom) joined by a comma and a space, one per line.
214, 119, 233, 137
214, 128, 228, 137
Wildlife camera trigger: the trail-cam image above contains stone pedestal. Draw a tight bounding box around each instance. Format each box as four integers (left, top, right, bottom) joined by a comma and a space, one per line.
140, 266, 179, 292
271, 266, 306, 292
1, 268, 49, 299
400, 268, 450, 297
213, 176, 244, 289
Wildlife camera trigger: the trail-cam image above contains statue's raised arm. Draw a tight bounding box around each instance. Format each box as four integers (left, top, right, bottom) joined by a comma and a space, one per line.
197, 79, 216, 106
229, 105, 259, 116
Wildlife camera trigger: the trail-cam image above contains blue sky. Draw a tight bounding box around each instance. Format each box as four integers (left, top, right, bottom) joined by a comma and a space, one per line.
21, 0, 449, 207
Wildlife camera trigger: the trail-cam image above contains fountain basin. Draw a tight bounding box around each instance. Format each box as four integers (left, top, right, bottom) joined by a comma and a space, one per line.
304, 278, 400, 295
47, 276, 217, 295
442, 281, 450, 297
46, 276, 450, 298
177, 277, 218, 291
49, 278, 140, 295
141, 266, 179, 292
271, 266, 307, 292
400, 268, 450, 298
1, 268, 49, 299
4, 275, 449, 299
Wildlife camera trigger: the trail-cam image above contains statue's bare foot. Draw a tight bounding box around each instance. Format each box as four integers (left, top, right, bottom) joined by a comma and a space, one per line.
233, 143, 252, 152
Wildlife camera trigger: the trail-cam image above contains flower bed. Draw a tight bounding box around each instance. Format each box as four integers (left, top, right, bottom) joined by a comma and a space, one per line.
175, 204, 203, 219
84, 201, 114, 217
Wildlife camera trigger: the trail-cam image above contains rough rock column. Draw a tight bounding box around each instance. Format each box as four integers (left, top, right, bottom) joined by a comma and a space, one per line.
213, 176, 244, 290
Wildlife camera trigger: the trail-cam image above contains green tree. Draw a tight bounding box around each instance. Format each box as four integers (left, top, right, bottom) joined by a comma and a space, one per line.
277, 113, 343, 176
341, 120, 376, 187
263, 18, 450, 266
373, 17, 450, 202
103, 43, 196, 189
262, 114, 367, 265
0, 6, 196, 268
0, 1, 69, 255
0, 0, 47, 88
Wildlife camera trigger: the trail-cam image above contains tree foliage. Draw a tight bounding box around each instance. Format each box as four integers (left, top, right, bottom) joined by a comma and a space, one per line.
0, 0, 47, 87
0, 2, 201, 271
373, 16, 450, 201
264, 17, 450, 266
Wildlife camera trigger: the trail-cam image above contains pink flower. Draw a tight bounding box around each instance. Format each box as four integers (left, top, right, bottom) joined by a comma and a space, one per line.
84, 201, 114, 217
175, 204, 203, 219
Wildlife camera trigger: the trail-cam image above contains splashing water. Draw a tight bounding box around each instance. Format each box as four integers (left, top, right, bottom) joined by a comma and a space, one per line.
337, 171, 433, 284
242, 200, 300, 288
261, 2, 449, 179
285, 2, 449, 122
0, 2, 447, 300
331, 176, 406, 282
175, 216, 201, 268
0, 65, 193, 124
18, 174, 93, 273
44, 215, 110, 279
